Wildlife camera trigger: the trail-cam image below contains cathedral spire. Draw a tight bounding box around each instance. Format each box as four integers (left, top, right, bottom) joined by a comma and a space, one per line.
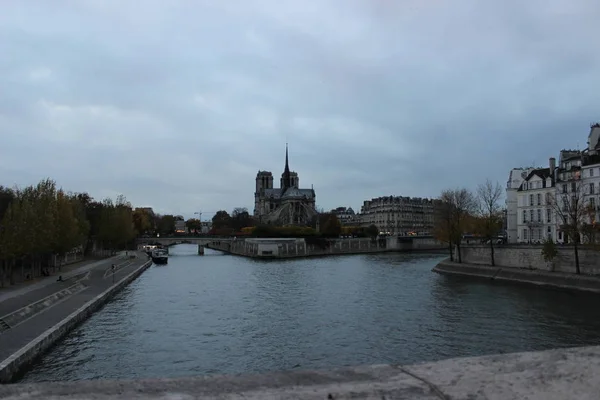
282, 143, 291, 191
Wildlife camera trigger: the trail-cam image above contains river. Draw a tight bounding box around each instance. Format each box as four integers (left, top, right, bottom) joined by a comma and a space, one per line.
20, 244, 600, 382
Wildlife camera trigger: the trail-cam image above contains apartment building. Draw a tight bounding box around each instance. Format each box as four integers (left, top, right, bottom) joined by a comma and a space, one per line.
515, 159, 556, 243
330, 207, 357, 226
506, 167, 535, 243
359, 196, 438, 235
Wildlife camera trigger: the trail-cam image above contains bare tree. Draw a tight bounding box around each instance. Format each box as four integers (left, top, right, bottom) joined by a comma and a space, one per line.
433, 197, 455, 261
434, 188, 477, 263
548, 175, 589, 274
476, 179, 504, 266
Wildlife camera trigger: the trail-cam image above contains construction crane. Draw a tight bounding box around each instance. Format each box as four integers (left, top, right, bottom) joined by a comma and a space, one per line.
194, 211, 218, 222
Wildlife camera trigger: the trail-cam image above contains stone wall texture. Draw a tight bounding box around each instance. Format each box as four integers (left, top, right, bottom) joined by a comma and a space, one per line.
461, 245, 600, 275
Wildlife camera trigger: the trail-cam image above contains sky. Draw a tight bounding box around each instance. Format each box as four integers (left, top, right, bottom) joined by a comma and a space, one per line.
1, 0, 599, 221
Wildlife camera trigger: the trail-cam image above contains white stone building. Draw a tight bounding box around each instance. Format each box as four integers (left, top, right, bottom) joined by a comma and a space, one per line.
515, 159, 557, 243
582, 124, 600, 226
359, 196, 438, 235
552, 124, 600, 243
505, 167, 535, 243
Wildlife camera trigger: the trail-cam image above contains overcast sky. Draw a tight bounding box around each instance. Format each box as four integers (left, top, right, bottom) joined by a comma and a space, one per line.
1, 1, 599, 220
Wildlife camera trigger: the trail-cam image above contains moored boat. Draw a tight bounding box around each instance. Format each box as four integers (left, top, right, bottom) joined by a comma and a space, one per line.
151, 248, 168, 264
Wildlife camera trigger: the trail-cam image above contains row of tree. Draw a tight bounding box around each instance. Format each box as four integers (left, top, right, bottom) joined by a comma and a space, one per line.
0, 179, 137, 286
434, 176, 600, 274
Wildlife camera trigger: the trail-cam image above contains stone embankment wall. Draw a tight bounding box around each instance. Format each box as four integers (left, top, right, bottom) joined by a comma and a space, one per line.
209, 237, 446, 258
209, 238, 391, 258
461, 245, 600, 275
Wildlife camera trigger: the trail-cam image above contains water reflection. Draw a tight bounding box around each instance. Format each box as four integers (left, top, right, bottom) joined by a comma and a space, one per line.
20, 245, 600, 382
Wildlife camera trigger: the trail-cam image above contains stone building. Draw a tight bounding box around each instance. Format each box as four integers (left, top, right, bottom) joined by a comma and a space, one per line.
359, 196, 438, 235
505, 167, 535, 243
253, 145, 317, 226
330, 207, 357, 226
515, 159, 557, 243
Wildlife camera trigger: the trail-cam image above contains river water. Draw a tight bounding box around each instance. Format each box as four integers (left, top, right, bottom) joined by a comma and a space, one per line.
20, 244, 600, 382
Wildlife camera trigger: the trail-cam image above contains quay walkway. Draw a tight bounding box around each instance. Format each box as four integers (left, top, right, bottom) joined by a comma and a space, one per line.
0, 252, 151, 382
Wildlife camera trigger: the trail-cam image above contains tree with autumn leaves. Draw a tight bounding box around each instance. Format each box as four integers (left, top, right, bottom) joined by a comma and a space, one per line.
0, 179, 138, 287
433, 188, 477, 263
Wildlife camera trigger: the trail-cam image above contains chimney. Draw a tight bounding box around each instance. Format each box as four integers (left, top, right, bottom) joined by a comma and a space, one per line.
549, 157, 556, 176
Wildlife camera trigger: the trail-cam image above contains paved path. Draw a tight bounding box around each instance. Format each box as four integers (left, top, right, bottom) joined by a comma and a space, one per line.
0, 252, 130, 304
0, 252, 151, 365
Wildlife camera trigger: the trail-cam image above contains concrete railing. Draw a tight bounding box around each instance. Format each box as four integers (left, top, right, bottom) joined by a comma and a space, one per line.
2, 345, 599, 399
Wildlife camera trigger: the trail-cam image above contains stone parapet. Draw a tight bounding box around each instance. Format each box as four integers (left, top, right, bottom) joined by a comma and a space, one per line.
2, 345, 600, 399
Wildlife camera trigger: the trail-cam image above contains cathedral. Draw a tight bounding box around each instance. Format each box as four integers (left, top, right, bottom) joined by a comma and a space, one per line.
254, 145, 317, 226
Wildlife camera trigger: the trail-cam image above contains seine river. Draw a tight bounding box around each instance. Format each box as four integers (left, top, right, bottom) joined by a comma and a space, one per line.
20, 244, 600, 382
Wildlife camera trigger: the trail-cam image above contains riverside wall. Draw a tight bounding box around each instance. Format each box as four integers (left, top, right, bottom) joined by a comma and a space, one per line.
0, 259, 153, 383
207, 237, 446, 258
433, 244, 600, 293
459, 244, 600, 275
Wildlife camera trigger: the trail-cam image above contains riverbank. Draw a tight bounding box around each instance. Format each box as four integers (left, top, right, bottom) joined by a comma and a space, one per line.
0, 253, 152, 383
433, 259, 600, 293
2, 344, 600, 399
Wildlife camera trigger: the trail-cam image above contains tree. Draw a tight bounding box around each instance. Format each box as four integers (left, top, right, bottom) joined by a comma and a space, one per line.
212, 210, 232, 230
541, 237, 558, 270
156, 214, 176, 236
320, 213, 342, 237
475, 179, 504, 266
0, 186, 14, 222
133, 208, 152, 236
365, 224, 379, 239
548, 175, 588, 274
53, 189, 80, 262
185, 218, 202, 233
231, 207, 254, 231
435, 188, 477, 263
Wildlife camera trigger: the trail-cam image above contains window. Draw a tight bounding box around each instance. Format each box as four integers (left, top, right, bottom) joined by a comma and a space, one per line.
522, 210, 527, 223
523, 229, 528, 240
537, 209, 541, 222
590, 183, 595, 195
537, 193, 541, 205
562, 184, 567, 193
547, 208, 552, 223
529, 194, 534, 206
530, 209, 534, 222
591, 198, 596, 209
591, 169, 595, 177
571, 182, 576, 192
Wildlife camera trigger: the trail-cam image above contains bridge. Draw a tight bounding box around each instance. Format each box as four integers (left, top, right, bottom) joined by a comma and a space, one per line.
136, 237, 233, 247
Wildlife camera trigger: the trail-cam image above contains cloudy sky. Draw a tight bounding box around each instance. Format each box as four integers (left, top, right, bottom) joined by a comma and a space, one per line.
1, 1, 599, 220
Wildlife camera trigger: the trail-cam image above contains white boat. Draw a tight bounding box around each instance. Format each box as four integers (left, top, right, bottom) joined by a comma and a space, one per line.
151, 248, 168, 264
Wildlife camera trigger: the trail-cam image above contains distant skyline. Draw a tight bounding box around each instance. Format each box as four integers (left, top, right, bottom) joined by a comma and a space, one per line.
1, 1, 599, 220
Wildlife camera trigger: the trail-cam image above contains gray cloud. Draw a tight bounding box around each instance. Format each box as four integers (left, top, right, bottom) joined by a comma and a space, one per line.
1, 0, 599, 219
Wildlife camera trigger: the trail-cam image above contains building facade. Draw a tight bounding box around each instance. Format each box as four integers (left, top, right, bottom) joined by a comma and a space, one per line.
505, 167, 534, 243
359, 196, 438, 235
330, 207, 357, 226
512, 123, 600, 244
253, 145, 317, 226
515, 160, 556, 243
